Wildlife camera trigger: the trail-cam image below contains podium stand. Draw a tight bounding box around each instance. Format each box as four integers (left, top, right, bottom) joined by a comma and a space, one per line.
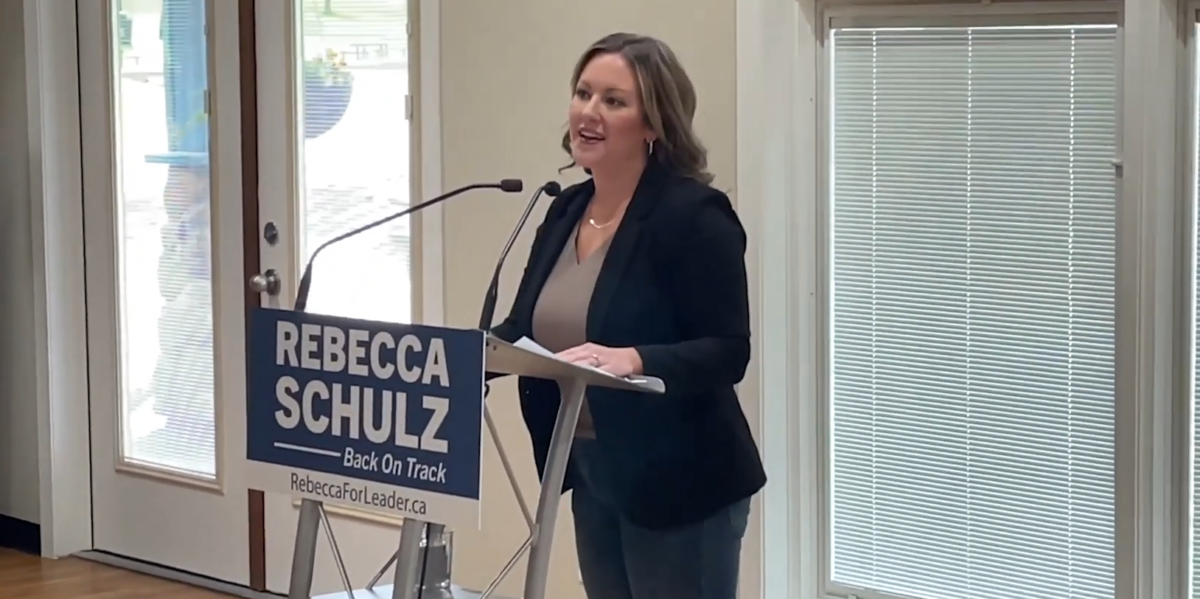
271, 328, 663, 599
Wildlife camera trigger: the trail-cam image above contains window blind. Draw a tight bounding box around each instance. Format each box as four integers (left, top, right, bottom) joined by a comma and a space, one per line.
829, 25, 1117, 599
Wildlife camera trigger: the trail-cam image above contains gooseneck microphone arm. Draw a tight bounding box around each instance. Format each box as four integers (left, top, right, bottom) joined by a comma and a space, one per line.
293, 179, 524, 312
478, 181, 562, 330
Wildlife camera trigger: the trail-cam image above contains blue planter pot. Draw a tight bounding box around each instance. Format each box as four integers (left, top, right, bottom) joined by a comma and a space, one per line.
304, 72, 355, 140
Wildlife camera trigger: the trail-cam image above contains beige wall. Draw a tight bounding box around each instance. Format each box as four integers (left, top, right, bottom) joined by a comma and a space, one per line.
436, 2, 738, 597
0, 0, 40, 527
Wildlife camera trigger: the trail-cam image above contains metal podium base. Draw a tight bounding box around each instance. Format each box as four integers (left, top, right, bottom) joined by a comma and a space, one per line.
312, 585, 511, 599
283, 332, 668, 599
289, 379, 588, 599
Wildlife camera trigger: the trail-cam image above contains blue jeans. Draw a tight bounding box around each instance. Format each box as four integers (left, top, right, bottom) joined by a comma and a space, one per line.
569, 439, 751, 599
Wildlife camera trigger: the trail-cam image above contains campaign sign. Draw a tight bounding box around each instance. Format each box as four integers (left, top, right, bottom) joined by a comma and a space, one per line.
246, 307, 485, 528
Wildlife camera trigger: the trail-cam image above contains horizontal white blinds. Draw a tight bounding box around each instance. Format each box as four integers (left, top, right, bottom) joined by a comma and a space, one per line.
829, 25, 1117, 599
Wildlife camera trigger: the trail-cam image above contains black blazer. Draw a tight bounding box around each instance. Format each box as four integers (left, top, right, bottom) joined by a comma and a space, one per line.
491, 161, 767, 530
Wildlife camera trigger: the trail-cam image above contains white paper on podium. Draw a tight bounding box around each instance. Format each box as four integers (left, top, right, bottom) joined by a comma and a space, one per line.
512, 336, 665, 392
513, 336, 557, 359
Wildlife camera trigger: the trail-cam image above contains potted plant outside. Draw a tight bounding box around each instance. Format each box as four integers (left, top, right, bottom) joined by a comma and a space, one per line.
303, 50, 355, 139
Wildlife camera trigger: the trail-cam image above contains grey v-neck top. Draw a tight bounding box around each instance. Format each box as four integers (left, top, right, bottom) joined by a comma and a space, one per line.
530, 224, 612, 439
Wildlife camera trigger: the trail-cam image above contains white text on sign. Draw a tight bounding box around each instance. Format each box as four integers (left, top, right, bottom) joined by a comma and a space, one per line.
342, 448, 447, 483
272, 322, 455, 454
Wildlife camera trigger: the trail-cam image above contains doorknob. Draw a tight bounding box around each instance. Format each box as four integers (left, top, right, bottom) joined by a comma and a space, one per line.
249, 269, 282, 296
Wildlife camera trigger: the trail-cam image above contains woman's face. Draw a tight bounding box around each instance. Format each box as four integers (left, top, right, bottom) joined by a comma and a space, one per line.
568, 52, 654, 173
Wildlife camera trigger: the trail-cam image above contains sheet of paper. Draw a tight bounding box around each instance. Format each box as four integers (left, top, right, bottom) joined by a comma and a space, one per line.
514, 336, 610, 375
513, 336, 557, 359
510, 336, 665, 393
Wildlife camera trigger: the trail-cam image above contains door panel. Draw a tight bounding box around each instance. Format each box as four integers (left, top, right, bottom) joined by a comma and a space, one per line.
255, 0, 417, 593
81, 0, 249, 582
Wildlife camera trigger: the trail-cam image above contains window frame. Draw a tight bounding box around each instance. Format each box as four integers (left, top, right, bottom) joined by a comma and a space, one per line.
1119, 2, 1191, 598
1183, 6, 1200, 599
413, 0, 444, 327
815, 3, 1141, 599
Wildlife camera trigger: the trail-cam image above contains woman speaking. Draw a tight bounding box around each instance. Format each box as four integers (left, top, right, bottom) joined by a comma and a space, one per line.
490, 32, 766, 599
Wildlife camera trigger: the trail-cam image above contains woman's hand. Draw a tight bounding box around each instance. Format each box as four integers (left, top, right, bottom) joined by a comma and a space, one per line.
557, 343, 644, 378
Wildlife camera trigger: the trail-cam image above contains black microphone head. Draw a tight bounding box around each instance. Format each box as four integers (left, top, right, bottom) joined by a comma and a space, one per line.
499, 179, 524, 193
543, 181, 563, 197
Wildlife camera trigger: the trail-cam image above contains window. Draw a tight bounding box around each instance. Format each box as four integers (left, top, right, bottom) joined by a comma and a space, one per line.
828, 23, 1118, 599
295, 0, 413, 323
112, 0, 216, 477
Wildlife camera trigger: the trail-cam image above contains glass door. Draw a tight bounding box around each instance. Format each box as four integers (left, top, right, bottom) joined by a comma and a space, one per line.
80, 0, 250, 582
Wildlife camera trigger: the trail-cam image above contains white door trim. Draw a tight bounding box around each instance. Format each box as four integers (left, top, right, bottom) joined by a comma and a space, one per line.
417, 0, 445, 325
734, 0, 814, 598
24, 0, 93, 559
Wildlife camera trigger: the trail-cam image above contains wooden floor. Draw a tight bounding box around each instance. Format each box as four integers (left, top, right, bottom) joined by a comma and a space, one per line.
0, 549, 234, 598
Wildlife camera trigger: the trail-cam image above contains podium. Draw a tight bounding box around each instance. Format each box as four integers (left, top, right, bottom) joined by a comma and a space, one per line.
245, 307, 664, 599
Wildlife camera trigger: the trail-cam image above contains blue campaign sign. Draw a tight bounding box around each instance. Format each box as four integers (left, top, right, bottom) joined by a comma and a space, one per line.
245, 307, 485, 528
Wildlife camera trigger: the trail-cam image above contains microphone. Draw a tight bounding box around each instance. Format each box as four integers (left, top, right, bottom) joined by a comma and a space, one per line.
293, 179, 524, 312
478, 180, 562, 330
